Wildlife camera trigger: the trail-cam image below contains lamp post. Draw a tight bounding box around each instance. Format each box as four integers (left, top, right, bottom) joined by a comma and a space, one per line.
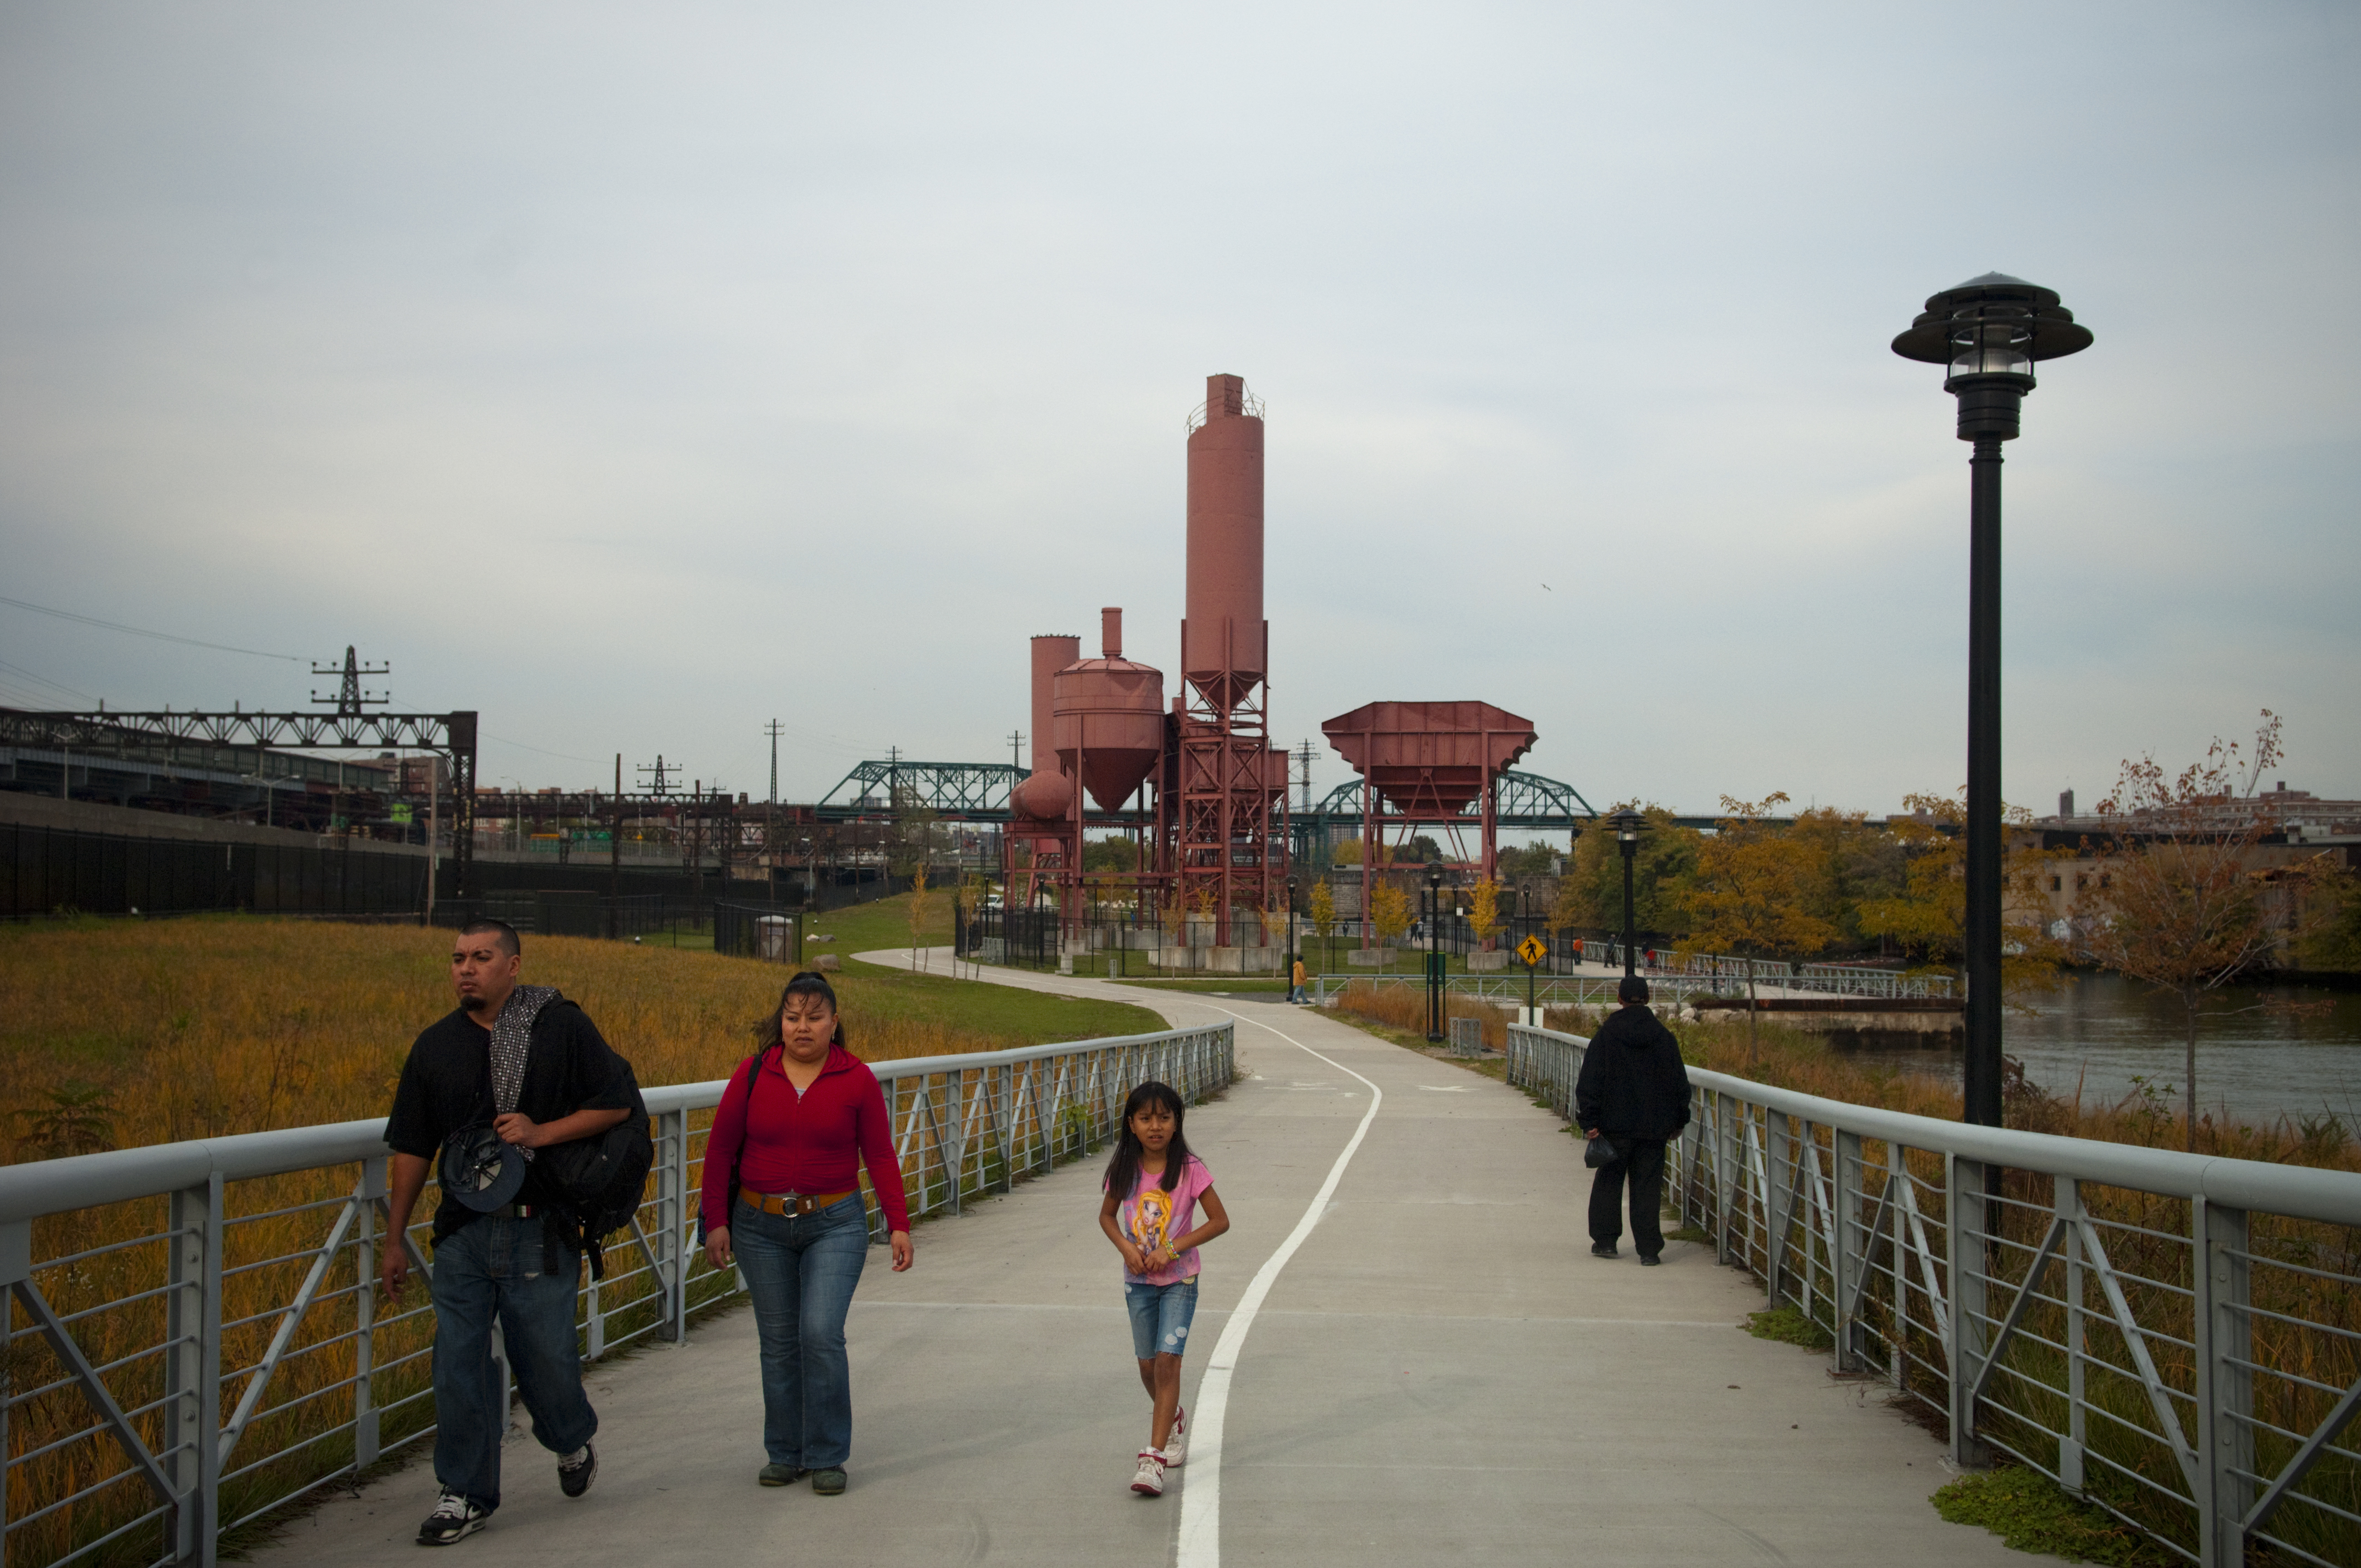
1285, 876, 1299, 1002
1893, 273, 2092, 1129
1609, 809, 1645, 980
1425, 863, 1446, 1042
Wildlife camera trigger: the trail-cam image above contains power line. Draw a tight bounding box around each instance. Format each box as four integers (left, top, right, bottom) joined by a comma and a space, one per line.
0, 658, 95, 706
0, 595, 302, 662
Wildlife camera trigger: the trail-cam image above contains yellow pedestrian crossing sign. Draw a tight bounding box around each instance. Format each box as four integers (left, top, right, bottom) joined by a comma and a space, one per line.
1516, 935, 1547, 967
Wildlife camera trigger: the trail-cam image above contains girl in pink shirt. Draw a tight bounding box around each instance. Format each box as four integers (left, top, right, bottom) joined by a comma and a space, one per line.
1098, 1081, 1229, 1497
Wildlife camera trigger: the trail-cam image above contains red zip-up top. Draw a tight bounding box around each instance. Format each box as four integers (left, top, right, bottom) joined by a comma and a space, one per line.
700, 1045, 910, 1235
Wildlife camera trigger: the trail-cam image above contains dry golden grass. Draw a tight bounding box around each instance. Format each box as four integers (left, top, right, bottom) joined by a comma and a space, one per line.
0, 913, 1165, 1567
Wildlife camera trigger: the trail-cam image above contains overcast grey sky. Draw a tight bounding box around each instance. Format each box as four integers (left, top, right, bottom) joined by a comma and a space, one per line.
3, 3, 2354, 817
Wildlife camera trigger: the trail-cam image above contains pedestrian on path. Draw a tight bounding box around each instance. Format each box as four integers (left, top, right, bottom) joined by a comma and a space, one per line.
700, 971, 913, 1496
1573, 976, 1692, 1266
1098, 1081, 1230, 1497
1289, 955, 1308, 1004
381, 919, 640, 1547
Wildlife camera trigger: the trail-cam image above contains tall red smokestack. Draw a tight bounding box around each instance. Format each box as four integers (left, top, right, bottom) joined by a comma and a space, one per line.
1029, 634, 1079, 774
1183, 373, 1264, 712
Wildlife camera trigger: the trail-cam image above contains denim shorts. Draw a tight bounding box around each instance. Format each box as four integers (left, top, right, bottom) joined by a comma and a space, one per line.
1125, 1278, 1198, 1359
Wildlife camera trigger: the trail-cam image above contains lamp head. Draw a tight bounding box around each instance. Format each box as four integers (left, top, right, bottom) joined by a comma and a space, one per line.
1608, 807, 1646, 846
1892, 272, 2091, 441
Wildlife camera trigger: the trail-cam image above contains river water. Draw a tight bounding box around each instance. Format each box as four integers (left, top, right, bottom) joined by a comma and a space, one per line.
1849, 973, 2361, 1133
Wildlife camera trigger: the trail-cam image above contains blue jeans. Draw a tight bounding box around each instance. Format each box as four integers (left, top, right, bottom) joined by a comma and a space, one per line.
732, 1193, 869, 1468
429, 1214, 596, 1512
1125, 1278, 1199, 1359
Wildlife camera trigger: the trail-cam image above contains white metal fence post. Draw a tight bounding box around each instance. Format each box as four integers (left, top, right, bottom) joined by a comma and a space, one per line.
2194, 1199, 2252, 1568
2060, 1176, 2086, 1494
167, 1175, 223, 1567
1947, 1155, 1989, 1469
354, 1159, 383, 1472
1834, 1130, 1863, 1373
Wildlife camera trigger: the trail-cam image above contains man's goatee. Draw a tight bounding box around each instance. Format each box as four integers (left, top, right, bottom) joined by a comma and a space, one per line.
460, 995, 486, 1012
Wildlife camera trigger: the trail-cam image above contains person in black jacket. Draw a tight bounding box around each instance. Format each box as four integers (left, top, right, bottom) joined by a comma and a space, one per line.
1573, 976, 1692, 1265
380, 919, 638, 1546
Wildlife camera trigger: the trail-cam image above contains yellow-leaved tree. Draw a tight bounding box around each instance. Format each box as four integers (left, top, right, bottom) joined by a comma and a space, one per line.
1855, 792, 2068, 1010
1368, 880, 1412, 947
1682, 793, 1838, 1062
1308, 879, 1336, 970
1469, 876, 1503, 951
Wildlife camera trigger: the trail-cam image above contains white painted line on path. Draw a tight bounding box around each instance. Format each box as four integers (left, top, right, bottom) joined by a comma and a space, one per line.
1176, 1005, 1383, 1568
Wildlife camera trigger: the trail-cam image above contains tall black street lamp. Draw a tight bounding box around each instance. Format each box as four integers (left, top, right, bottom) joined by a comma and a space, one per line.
1893, 273, 2092, 1129
1425, 863, 1446, 1042
1609, 809, 1645, 980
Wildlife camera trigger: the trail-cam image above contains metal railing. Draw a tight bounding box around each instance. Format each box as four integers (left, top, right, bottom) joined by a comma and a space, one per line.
1506, 1023, 2361, 1568
0, 1022, 1232, 1568
1316, 972, 1727, 1009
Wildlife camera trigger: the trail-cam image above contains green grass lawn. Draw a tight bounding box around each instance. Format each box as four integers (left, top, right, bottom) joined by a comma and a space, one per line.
801, 893, 1168, 1045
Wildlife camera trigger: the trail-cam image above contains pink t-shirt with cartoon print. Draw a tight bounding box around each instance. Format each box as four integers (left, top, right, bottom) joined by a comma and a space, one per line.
1118, 1155, 1214, 1286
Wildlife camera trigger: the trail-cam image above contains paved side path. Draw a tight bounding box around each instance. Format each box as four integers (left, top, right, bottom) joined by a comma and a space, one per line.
260, 957, 2013, 1567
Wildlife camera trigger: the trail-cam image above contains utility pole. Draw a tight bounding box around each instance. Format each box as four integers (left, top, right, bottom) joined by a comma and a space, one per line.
1294, 739, 1317, 813
765, 720, 784, 805
1009, 731, 1024, 771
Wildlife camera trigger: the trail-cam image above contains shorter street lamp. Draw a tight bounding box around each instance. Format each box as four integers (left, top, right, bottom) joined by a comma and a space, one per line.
1285, 876, 1299, 999
1425, 863, 1446, 1042
1609, 810, 1646, 980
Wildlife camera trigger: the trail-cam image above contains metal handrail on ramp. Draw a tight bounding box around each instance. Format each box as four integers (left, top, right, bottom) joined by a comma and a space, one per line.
1507, 1023, 2361, 1568
0, 1023, 1233, 1568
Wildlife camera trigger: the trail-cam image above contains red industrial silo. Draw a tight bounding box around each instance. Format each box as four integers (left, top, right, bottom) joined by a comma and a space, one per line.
1168, 373, 1286, 946
1054, 609, 1165, 813
1183, 375, 1265, 713
1010, 634, 1079, 823
1323, 701, 1536, 930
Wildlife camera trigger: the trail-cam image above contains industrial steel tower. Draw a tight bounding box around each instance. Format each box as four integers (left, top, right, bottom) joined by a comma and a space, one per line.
1169, 373, 1287, 944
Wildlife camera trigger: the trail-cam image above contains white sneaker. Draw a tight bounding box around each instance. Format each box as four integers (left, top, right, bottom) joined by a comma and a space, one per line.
416, 1490, 489, 1546
1130, 1449, 1167, 1497
1163, 1405, 1187, 1467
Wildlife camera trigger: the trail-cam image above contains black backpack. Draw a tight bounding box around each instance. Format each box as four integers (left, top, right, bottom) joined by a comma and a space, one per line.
537, 1058, 654, 1280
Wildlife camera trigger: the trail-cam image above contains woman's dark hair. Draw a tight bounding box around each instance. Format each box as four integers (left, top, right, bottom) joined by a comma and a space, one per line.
1103, 1081, 1191, 1197
756, 971, 846, 1053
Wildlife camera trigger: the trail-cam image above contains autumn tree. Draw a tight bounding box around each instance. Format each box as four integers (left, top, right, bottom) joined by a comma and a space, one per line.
1553, 803, 1703, 936
1368, 879, 1412, 947
1856, 793, 2067, 1007
2083, 711, 2334, 1150
1681, 793, 1839, 1061
908, 863, 932, 973
1469, 876, 1504, 950
1787, 806, 1909, 950
1307, 879, 1337, 969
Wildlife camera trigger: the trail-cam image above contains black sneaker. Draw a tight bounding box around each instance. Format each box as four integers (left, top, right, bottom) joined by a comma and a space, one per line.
1590, 1243, 1618, 1258
558, 1444, 596, 1498
417, 1490, 489, 1545
811, 1467, 848, 1495
1638, 1254, 1662, 1267
758, 1463, 808, 1487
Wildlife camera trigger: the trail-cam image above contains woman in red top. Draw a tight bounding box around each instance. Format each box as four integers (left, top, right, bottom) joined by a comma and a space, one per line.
702, 972, 911, 1494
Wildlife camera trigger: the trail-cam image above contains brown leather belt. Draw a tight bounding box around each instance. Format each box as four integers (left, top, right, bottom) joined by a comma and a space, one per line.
739, 1186, 856, 1218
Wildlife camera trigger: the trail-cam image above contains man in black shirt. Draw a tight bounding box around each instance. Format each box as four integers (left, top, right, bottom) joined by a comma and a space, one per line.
1573, 976, 1693, 1266
381, 919, 635, 1546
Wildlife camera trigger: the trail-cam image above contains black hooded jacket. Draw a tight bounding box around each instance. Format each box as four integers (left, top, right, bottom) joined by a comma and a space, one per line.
1573, 1004, 1693, 1141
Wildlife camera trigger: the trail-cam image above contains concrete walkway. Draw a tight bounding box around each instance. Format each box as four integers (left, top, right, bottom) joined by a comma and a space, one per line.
259, 956, 2015, 1567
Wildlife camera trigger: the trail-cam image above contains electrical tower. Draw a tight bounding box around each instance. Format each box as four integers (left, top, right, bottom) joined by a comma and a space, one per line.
637, 756, 680, 795
1295, 738, 1317, 814
310, 647, 390, 715
765, 720, 784, 805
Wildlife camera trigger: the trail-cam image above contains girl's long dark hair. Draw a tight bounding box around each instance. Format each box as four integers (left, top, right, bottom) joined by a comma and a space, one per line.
1103, 1081, 1191, 1197
755, 971, 847, 1054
